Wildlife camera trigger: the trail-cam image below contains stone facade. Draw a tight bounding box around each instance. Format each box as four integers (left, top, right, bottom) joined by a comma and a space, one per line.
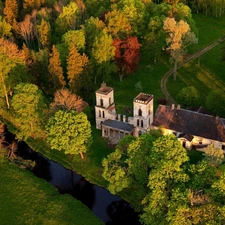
95, 82, 154, 143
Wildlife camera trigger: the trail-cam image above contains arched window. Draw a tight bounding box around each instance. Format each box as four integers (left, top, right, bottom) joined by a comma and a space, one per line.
141, 120, 143, 127
109, 97, 111, 105
138, 109, 142, 116
137, 119, 139, 126
99, 110, 101, 117
103, 111, 105, 118
100, 99, 103, 107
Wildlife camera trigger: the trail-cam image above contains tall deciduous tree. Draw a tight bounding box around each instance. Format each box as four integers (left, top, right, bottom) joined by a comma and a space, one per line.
55, 2, 80, 36
140, 135, 189, 225
18, 14, 35, 49
67, 45, 89, 94
0, 39, 25, 108
48, 45, 65, 94
23, 0, 41, 14
163, 17, 197, 80
46, 110, 92, 160
0, 16, 12, 38
50, 88, 88, 113
113, 36, 141, 81
11, 83, 46, 140
104, 6, 131, 38
62, 29, 86, 51
91, 29, 116, 82
3, 0, 18, 25
83, 16, 105, 54
37, 19, 51, 49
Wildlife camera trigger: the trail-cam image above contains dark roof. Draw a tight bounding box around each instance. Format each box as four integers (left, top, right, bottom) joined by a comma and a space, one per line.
178, 133, 194, 142
102, 119, 135, 132
96, 82, 113, 95
134, 93, 153, 104
152, 105, 225, 142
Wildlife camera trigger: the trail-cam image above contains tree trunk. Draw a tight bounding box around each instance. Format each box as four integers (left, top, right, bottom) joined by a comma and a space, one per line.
173, 59, 177, 81
0, 72, 10, 108
79, 152, 85, 160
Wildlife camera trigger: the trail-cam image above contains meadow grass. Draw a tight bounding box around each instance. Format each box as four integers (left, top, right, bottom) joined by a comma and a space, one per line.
167, 14, 225, 106
0, 159, 103, 225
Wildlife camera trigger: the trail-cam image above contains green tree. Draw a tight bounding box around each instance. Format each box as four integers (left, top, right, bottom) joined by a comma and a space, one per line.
46, 110, 92, 160
206, 90, 225, 116
62, 29, 86, 51
143, 15, 166, 62
91, 29, 116, 82
48, 45, 66, 94
37, 19, 51, 49
177, 86, 200, 108
83, 16, 105, 54
55, 2, 80, 36
117, 0, 148, 36
0, 16, 12, 38
104, 6, 131, 38
11, 83, 46, 140
67, 45, 89, 94
141, 134, 189, 225
84, 0, 110, 17
204, 143, 224, 166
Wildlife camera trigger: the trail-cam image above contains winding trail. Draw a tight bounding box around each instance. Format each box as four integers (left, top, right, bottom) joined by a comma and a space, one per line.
160, 36, 225, 104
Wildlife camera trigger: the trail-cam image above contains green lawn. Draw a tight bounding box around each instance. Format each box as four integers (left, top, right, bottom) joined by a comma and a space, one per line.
167, 14, 225, 107
0, 159, 103, 225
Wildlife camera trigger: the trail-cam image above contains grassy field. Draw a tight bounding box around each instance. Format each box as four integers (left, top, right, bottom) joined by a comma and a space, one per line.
167, 14, 225, 107
0, 159, 103, 225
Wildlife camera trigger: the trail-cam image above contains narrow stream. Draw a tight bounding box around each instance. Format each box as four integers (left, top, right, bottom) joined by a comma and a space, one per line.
16, 141, 141, 225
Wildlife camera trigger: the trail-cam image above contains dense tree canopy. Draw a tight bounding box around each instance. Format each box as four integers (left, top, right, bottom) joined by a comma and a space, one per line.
11, 83, 46, 140
46, 110, 92, 160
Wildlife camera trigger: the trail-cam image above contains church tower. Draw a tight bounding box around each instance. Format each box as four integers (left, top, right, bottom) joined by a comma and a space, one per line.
95, 82, 116, 129
133, 93, 154, 135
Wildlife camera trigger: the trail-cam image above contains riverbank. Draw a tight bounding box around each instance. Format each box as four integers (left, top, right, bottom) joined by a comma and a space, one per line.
0, 158, 103, 225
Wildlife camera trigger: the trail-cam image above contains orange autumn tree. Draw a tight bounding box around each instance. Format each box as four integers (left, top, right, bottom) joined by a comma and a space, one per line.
113, 36, 141, 81
67, 45, 89, 94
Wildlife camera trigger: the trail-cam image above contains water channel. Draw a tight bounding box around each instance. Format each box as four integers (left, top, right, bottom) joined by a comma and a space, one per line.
15, 140, 141, 225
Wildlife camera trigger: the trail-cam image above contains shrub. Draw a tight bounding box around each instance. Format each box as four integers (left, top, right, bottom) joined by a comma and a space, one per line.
177, 86, 200, 108
206, 90, 225, 117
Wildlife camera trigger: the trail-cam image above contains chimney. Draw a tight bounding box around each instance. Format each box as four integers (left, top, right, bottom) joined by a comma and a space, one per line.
123, 115, 126, 123
172, 104, 175, 110
118, 114, 121, 121
177, 104, 180, 109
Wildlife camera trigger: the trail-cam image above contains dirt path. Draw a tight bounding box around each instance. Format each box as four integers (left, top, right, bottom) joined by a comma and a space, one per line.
160, 37, 225, 104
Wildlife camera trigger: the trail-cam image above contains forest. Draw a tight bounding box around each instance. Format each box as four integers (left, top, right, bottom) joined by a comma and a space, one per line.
1, 0, 225, 224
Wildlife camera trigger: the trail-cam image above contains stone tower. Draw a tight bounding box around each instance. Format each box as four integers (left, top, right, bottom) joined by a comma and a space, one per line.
133, 93, 154, 135
95, 82, 116, 129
